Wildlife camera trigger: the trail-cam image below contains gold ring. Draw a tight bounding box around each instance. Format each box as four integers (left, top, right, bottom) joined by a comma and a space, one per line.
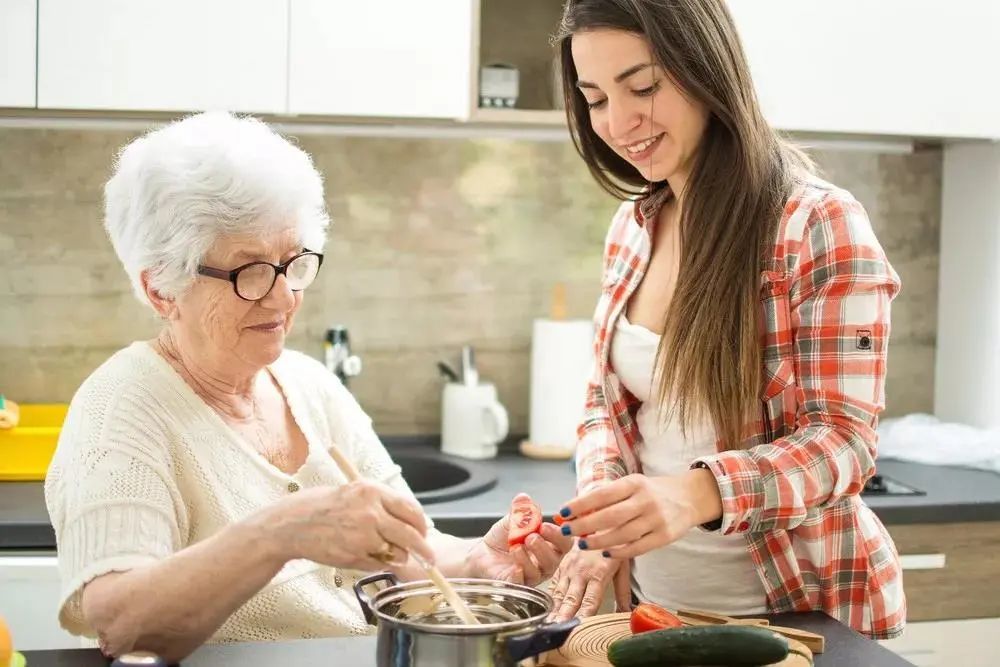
368, 541, 396, 563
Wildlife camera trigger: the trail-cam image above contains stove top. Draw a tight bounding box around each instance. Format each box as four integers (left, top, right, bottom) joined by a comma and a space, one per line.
861, 473, 925, 496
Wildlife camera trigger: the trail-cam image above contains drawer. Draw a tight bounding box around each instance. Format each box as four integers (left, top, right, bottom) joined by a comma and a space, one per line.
880, 617, 1000, 667
887, 521, 1000, 621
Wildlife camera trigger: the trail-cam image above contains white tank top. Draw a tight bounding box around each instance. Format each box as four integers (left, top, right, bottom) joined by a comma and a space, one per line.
610, 315, 767, 615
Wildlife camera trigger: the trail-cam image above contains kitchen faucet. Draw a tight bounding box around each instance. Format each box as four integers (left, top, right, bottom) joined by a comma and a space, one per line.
324, 325, 362, 388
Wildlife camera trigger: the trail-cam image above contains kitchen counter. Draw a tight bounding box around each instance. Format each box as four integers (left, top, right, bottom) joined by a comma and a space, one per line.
20, 611, 914, 666
3, 438, 1000, 548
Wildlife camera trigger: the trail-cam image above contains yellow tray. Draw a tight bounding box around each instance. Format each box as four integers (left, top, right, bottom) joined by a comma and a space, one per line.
0, 403, 68, 481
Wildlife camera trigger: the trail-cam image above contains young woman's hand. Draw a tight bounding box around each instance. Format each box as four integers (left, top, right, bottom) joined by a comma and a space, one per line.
557, 470, 722, 559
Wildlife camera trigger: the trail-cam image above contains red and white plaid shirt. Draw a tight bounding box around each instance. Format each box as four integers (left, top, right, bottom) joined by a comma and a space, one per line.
576, 175, 905, 639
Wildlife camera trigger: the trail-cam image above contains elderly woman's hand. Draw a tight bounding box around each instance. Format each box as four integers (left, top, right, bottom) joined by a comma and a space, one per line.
259, 479, 435, 571
546, 544, 631, 621
465, 494, 573, 586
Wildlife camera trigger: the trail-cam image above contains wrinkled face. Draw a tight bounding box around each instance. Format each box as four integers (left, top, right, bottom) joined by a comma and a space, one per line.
172, 226, 306, 372
571, 29, 710, 186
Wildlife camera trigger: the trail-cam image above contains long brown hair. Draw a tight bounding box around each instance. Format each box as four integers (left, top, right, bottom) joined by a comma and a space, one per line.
556, 0, 812, 449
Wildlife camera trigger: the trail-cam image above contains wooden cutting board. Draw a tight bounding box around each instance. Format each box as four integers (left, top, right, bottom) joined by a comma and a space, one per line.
540, 613, 813, 666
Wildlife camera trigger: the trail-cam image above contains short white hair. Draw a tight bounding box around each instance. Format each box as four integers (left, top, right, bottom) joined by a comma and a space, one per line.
104, 111, 330, 307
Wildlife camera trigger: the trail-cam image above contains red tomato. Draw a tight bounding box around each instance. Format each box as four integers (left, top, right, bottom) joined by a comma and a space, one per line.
629, 603, 684, 634
507, 497, 543, 547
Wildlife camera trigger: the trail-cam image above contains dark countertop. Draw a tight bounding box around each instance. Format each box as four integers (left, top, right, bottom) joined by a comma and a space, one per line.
21, 611, 914, 666
3, 438, 1000, 549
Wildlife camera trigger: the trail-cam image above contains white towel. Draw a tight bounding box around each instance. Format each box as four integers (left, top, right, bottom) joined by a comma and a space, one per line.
878, 413, 1000, 474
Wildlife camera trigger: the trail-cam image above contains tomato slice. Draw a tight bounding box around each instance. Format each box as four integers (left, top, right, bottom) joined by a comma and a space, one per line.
507, 497, 543, 547
629, 603, 684, 634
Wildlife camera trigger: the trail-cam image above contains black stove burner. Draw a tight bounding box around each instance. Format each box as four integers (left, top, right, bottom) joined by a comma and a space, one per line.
862, 473, 925, 496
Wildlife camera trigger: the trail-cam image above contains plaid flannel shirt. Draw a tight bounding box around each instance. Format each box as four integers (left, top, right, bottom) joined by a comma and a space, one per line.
576, 175, 906, 639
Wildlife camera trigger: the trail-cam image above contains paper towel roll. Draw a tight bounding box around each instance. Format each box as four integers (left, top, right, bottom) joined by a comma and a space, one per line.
528, 318, 595, 453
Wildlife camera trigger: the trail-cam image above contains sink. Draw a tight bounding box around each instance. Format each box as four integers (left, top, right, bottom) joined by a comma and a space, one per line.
392, 452, 498, 505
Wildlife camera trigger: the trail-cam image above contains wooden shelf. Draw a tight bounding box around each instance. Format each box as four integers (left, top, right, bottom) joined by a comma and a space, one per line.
468, 108, 566, 126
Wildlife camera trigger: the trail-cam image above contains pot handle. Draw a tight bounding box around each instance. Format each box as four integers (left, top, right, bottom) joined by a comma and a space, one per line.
353, 571, 399, 626
506, 617, 580, 662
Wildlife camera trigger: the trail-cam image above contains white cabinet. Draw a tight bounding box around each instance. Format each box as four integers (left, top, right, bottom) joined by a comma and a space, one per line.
37, 0, 288, 113
0, 553, 81, 651
727, 0, 1000, 139
288, 0, 474, 119
0, 0, 37, 108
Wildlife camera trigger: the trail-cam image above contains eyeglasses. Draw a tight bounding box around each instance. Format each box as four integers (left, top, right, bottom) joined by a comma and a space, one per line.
196, 249, 324, 301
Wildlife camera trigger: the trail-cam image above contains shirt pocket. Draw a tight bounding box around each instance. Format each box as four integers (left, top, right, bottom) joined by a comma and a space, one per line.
760, 271, 796, 439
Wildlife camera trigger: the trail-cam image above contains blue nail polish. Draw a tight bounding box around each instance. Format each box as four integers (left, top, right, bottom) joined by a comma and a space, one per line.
579, 539, 589, 550
602, 551, 611, 558
561, 524, 572, 536
559, 506, 571, 518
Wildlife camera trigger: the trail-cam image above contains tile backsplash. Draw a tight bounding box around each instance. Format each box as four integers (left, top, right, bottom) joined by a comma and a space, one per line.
0, 127, 940, 434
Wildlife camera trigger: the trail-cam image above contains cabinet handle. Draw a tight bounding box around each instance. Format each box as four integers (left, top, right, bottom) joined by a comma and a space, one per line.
899, 553, 946, 570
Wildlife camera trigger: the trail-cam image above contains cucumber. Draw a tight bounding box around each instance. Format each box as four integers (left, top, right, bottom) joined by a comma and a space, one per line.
607, 624, 790, 666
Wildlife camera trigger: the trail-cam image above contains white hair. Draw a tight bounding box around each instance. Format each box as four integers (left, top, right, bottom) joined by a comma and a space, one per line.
104, 111, 330, 307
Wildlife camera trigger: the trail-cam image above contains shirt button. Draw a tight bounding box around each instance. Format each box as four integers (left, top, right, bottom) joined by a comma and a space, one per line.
334, 573, 343, 588
287, 481, 300, 493
738, 521, 750, 532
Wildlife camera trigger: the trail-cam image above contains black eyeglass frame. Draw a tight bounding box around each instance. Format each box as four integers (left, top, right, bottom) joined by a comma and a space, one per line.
196, 249, 324, 302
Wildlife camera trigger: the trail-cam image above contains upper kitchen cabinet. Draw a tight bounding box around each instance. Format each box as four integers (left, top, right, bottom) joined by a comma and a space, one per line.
37, 0, 288, 113
0, 0, 37, 108
288, 0, 474, 119
727, 0, 1000, 139
470, 0, 567, 125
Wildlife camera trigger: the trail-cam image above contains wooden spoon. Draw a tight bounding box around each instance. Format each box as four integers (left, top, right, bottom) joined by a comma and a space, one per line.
327, 444, 480, 625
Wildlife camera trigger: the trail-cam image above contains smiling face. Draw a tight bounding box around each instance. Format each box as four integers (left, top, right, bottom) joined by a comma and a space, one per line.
169, 226, 306, 373
571, 28, 710, 189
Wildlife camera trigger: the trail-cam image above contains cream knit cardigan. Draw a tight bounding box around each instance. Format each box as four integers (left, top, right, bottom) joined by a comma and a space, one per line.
45, 341, 423, 643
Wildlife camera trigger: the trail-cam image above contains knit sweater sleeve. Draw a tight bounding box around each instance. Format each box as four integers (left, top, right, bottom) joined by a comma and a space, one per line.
44, 366, 184, 637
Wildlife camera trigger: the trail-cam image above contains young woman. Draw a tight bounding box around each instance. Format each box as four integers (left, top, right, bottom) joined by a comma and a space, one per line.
546, 0, 905, 639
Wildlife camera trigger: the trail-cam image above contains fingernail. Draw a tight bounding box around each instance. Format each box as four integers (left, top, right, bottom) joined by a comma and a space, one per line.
602, 551, 611, 558
559, 506, 571, 518
579, 539, 588, 550
561, 524, 572, 536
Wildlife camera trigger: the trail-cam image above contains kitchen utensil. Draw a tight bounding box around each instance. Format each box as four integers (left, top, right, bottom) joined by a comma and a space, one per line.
461, 345, 479, 387
678, 608, 825, 654
437, 360, 460, 383
539, 612, 813, 666
326, 443, 479, 625
355, 572, 579, 667
676, 608, 769, 626
441, 381, 509, 460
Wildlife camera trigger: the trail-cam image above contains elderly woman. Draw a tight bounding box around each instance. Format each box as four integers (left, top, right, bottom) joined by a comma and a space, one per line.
44, 112, 570, 662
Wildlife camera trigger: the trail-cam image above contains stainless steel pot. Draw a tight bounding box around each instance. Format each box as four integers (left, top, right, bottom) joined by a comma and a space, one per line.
354, 572, 579, 667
